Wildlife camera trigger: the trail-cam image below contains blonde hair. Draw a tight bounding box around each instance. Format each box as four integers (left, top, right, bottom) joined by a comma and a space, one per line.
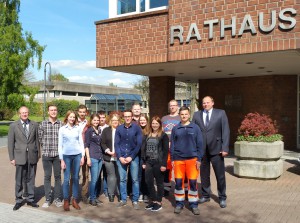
148, 116, 163, 137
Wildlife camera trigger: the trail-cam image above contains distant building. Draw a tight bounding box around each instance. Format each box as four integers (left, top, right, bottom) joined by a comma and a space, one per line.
26, 80, 147, 114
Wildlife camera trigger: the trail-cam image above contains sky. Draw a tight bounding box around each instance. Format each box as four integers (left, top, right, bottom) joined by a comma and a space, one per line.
19, 0, 139, 88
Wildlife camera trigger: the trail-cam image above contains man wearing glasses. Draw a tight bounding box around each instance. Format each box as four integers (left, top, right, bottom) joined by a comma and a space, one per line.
115, 110, 143, 210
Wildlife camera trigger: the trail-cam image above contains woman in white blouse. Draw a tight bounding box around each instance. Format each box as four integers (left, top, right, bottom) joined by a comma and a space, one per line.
58, 110, 84, 211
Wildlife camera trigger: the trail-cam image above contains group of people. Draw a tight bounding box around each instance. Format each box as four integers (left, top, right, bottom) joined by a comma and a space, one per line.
8, 95, 230, 216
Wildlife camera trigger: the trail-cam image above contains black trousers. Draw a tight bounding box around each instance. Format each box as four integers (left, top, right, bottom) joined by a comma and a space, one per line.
200, 153, 227, 200
15, 163, 37, 204
145, 160, 165, 202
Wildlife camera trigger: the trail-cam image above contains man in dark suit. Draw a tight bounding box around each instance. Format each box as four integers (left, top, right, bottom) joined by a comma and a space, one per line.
192, 96, 230, 208
8, 106, 40, 211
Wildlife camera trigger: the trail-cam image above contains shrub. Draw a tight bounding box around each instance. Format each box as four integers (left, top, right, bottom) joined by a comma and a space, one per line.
237, 112, 283, 142
50, 99, 80, 117
0, 108, 14, 120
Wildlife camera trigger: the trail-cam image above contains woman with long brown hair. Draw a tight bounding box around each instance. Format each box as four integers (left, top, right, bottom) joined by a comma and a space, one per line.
142, 116, 169, 212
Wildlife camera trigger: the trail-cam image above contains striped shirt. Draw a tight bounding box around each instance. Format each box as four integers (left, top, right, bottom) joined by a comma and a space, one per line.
39, 119, 63, 157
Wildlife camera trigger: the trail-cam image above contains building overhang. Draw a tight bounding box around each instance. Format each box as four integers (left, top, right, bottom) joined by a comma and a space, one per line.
101, 49, 300, 82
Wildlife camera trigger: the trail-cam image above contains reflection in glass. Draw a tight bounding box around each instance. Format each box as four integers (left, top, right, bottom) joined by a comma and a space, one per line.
118, 0, 136, 15
150, 0, 168, 8
140, 0, 145, 12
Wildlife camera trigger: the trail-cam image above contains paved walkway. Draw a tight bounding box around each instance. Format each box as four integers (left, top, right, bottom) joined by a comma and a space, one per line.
0, 147, 300, 223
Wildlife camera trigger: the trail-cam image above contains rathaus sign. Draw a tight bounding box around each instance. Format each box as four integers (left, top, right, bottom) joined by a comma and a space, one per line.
170, 8, 297, 44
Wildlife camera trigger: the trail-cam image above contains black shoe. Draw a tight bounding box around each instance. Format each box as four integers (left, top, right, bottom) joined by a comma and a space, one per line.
198, 197, 210, 204
163, 190, 169, 197
117, 195, 121, 202
219, 200, 227, 208
108, 194, 115, 202
27, 202, 39, 208
145, 202, 154, 210
13, 203, 22, 211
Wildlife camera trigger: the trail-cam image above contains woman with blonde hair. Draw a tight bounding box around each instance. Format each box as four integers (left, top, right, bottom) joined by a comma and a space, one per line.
142, 116, 169, 212
101, 113, 121, 202
58, 110, 85, 211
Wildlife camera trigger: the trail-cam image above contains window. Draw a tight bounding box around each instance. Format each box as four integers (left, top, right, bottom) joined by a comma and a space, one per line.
110, 0, 168, 18
117, 0, 136, 15
150, 0, 168, 9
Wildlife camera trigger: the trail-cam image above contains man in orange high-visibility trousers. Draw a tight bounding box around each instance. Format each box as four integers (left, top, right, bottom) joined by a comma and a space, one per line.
170, 106, 203, 215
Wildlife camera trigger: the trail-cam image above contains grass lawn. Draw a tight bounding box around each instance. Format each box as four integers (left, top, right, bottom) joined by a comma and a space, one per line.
0, 125, 9, 137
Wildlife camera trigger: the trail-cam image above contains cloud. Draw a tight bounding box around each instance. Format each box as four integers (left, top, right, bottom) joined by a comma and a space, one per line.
67, 75, 98, 84
50, 60, 96, 70
106, 78, 133, 88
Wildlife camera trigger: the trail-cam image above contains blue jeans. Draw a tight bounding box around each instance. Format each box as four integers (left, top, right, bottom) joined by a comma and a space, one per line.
63, 154, 81, 200
89, 158, 103, 201
117, 156, 139, 202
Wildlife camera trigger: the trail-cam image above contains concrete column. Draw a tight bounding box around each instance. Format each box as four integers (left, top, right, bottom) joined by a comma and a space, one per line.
149, 76, 175, 118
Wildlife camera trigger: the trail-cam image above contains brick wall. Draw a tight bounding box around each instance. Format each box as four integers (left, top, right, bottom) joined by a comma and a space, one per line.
149, 76, 175, 118
198, 75, 297, 150
168, 0, 300, 61
96, 10, 169, 68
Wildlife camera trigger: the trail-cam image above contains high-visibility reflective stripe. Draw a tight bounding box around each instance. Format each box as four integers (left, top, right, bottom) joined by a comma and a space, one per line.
188, 190, 198, 196
188, 197, 199, 202
174, 189, 184, 195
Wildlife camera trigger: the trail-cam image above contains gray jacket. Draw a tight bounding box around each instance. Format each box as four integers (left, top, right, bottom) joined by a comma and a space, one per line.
8, 120, 40, 165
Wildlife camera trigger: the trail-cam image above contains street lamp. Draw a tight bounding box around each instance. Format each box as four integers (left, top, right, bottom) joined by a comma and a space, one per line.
43, 62, 54, 120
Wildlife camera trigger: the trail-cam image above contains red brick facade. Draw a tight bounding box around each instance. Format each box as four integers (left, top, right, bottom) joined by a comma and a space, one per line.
95, 1, 300, 150
198, 75, 297, 150
96, 0, 300, 67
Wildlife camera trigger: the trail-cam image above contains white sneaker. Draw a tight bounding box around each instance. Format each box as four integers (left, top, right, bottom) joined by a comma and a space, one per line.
298, 157, 300, 164
54, 198, 63, 207
133, 201, 140, 210
138, 195, 143, 202
42, 200, 50, 208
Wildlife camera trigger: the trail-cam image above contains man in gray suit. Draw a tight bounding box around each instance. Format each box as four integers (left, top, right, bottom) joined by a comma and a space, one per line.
8, 106, 40, 211
192, 96, 230, 208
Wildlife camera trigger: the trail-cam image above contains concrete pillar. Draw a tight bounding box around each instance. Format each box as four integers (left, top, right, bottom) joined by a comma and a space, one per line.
149, 76, 175, 118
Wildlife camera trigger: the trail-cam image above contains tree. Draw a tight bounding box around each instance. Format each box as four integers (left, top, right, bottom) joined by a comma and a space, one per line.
0, 0, 45, 110
50, 70, 69, 82
133, 76, 149, 102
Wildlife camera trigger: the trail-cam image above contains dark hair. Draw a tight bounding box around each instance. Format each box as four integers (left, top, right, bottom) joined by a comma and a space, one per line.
131, 102, 141, 109
179, 106, 190, 113
97, 111, 106, 116
48, 104, 57, 110
88, 113, 100, 127
123, 110, 133, 116
63, 110, 78, 125
77, 104, 87, 111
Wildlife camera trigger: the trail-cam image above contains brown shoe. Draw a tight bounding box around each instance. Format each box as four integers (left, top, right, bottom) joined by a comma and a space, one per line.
63, 200, 70, 211
72, 198, 81, 210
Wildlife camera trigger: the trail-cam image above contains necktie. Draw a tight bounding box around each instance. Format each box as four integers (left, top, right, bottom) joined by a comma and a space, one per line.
23, 122, 29, 139
205, 111, 210, 127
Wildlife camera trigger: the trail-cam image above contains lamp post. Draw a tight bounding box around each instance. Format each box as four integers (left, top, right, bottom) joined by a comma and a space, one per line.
43, 62, 54, 120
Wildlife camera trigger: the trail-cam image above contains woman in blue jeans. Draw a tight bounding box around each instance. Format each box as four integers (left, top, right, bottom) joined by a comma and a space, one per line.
85, 113, 103, 206
58, 110, 85, 211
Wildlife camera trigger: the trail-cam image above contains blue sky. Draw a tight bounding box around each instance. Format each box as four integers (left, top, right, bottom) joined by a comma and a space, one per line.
19, 0, 138, 87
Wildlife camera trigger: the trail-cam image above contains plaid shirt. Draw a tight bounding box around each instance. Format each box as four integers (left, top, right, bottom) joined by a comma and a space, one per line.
39, 119, 63, 157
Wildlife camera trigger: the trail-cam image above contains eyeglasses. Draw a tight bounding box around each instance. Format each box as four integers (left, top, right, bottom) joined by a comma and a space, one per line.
111, 119, 119, 121
124, 116, 132, 118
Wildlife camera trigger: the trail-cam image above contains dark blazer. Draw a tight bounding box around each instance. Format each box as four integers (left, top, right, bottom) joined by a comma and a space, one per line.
8, 119, 40, 165
101, 126, 115, 162
192, 109, 230, 155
